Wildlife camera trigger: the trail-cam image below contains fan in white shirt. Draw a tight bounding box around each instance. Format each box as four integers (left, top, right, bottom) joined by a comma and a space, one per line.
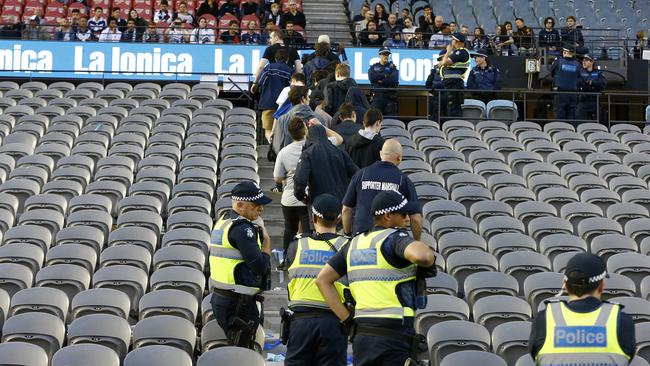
191, 17, 215, 43
98, 18, 122, 42
401, 17, 417, 42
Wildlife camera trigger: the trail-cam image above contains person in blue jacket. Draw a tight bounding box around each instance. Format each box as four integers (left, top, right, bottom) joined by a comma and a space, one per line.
550, 45, 582, 121
466, 52, 502, 103
368, 46, 399, 116
258, 48, 293, 141
577, 54, 607, 123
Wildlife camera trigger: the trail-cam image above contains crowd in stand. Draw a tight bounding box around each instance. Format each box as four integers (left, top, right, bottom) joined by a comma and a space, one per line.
0, 0, 308, 44
352, 4, 589, 55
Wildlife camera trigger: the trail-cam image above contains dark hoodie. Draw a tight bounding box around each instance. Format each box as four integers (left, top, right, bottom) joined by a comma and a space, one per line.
323, 77, 358, 116
272, 104, 327, 154
346, 128, 384, 168
303, 56, 337, 87
333, 119, 362, 145
294, 125, 358, 203
331, 87, 370, 127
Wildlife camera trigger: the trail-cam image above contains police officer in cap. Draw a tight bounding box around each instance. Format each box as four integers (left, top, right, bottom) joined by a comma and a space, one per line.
550, 44, 582, 121
209, 181, 272, 349
467, 51, 502, 103
577, 54, 607, 123
529, 253, 636, 365
438, 32, 471, 120
426, 50, 446, 121
368, 46, 399, 116
284, 193, 349, 366
316, 190, 437, 366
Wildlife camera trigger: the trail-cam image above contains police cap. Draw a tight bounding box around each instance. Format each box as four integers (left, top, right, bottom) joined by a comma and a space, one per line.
472, 52, 488, 58
436, 50, 446, 61
564, 253, 608, 286
451, 32, 466, 43
371, 190, 419, 216
378, 46, 391, 55
231, 181, 272, 205
582, 54, 594, 61
312, 194, 341, 222
562, 44, 575, 53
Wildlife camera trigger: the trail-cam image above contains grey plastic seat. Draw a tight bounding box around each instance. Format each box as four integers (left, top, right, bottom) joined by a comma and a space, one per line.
161, 228, 210, 257
608, 252, 650, 288
446, 250, 498, 290
602, 273, 637, 300
0, 341, 48, 366
18, 155, 55, 175
153, 245, 205, 272
538, 234, 587, 262
200, 320, 229, 351
0, 263, 33, 298
9, 166, 49, 187
590, 234, 638, 261
0, 178, 41, 213
67, 314, 131, 361
523, 272, 565, 310
71, 288, 130, 320
68, 194, 113, 215
527, 216, 573, 243
150, 266, 206, 302
469, 200, 512, 224
197, 346, 265, 366
491, 321, 532, 366
117, 210, 163, 240
528, 174, 568, 195
24, 194, 67, 216
117, 196, 163, 216
425, 272, 458, 296
167, 196, 211, 216
1, 312, 65, 361
610, 176, 648, 196
132, 315, 196, 356
446, 172, 486, 191
537, 187, 580, 212
171, 182, 215, 202
635, 322, 650, 361
0, 244, 43, 275
500, 252, 551, 294
488, 233, 536, 260
93, 265, 149, 314
9, 287, 68, 322
577, 217, 623, 244
546, 151, 582, 168
472, 295, 531, 333
437, 232, 487, 258
100, 245, 152, 273
108, 227, 158, 255
45, 243, 97, 273
128, 182, 170, 209
464, 271, 519, 306
138, 289, 198, 323
568, 174, 608, 195
35, 264, 90, 305
430, 216, 477, 240
52, 344, 120, 366
3, 225, 51, 252
609, 296, 650, 323
478, 216, 525, 241
66, 209, 113, 241
450, 186, 492, 212
494, 187, 536, 208
414, 294, 470, 335
552, 251, 583, 273
55, 226, 105, 258
427, 320, 490, 366
513, 201, 557, 228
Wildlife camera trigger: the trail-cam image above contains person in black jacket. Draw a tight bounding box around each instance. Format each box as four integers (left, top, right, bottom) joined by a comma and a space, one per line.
294, 123, 358, 203
346, 108, 385, 169
331, 87, 370, 127
323, 64, 357, 116
332, 103, 362, 145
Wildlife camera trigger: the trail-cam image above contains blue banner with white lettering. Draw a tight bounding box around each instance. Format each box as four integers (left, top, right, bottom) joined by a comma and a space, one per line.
0, 40, 449, 85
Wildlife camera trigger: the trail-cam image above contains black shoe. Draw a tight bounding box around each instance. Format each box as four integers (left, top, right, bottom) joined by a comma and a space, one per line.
276, 259, 289, 271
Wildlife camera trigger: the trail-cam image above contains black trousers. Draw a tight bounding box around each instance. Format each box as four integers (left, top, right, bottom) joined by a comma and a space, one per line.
577, 97, 599, 123
352, 327, 415, 366
285, 314, 348, 366
554, 93, 578, 120
442, 79, 464, 119
371, 96, 398, 116
282, 205, 310, 252
210, 291, 261, 348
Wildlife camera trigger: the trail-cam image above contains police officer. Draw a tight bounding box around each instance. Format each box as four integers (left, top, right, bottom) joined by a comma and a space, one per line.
341, 139, 422, 240
284, 194, 349, 366
368, 46, 399, 116
425, 50, 445, 121
316, 190, 437, 366
529, 253, 636, 365
209, 181, 272, 349
550, 45, 582, 121
577, 54, 607, 123
467, 52, 502, 103
438, 33, 471, 120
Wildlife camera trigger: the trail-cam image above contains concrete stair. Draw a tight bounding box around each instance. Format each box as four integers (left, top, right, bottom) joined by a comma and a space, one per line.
302, 0, 353, 45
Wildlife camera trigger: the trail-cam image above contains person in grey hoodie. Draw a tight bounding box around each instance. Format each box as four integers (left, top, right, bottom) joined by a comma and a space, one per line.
345, 108, 385, 168
271, 86, 329, 155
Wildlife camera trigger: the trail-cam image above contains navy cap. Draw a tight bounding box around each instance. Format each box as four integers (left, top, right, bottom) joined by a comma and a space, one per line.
231, 181, 272, 205
564, 253, 608, 286
312, 194, 341, 222
562, 44, 575, 52
378, 46, 391, 55
451, 32, 465, 43
472, 51, 488, 58
582, 54, 594, 61
436, 49, 446, 61
371, 190, 419, 216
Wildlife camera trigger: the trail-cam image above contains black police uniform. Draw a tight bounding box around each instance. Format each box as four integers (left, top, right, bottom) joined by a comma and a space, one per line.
576, 59, 607, 122
342, 161, 420, 235
284, 231, 348, 366
368, 48, 399, 116
426, 52, 444, 121
441, 41, 470, 119
467, 58, 502, 103
550, 49, 582, 121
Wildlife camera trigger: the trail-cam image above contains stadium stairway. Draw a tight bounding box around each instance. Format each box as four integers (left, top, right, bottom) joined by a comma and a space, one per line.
302, 0, 353, 45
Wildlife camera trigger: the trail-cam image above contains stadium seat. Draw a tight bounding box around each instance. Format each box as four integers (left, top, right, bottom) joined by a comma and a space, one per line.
538, 234, 588, 262
71, 288, 131, 321
500, 252, 551, 293
124, 345, 192, 366
590, 234, 638, 261
0, 244, 44, 275
472, 295, 531, 332
440, 350, 507, 366
492, 321, 532, 366
93, 265, 148, 314
198, 346, 265, 366
603, 273, 637, 300
149, 266, 206, 302
427, 320, 490, 366
488, 233, 537, 260
415, 294, 470, 334
446, 250, 498, 289
469, 200, 513, 224
523, 272, 564, 310
132, 315, 197, 356
1, 313, 65, 361
636, 322, 650, 361
0, 342, 48, 366
608, 253, 650, 290
52, 344, 120, 366
426, 272, 459, 296
153, 245, 205, 272
609, 296, 650, 323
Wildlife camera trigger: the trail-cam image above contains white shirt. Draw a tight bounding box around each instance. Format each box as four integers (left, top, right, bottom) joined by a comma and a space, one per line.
191, 27, 215, 43
166, 28, 186, 43
154, 10, 172, 23
98, 27, 121, 42
76, 28, 93, 41
402, 25, 417, 41
274, 140, 306, 207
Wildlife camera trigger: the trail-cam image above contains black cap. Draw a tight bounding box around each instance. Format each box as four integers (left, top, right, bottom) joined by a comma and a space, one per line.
562, 44, 575, 53
311, 194, 341, 222
436, 49, 446, 61
378, 46, 391, 55
564, 253, 608, 286
472, 51, 488, 58
371, 190, 419, 216
451, 32, 465, 43
582, 54, 594, 61
231, 181, 272, 205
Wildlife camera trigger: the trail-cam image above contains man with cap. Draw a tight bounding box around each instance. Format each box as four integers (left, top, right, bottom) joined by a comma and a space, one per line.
209, 181, 272, 349
368, 46, 399, 116
426, 50, 446, 121
316, 190, 437, 366
529, 252, 636, 365
438, 32, 471, 120
283, 194, 350, 366
577, 54, 607, 123
550, 44, 582, 121
342, 138, 422, 240
467, 52, 502, 103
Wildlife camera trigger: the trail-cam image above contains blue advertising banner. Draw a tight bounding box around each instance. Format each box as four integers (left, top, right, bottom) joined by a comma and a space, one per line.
0, 40, 453, 85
